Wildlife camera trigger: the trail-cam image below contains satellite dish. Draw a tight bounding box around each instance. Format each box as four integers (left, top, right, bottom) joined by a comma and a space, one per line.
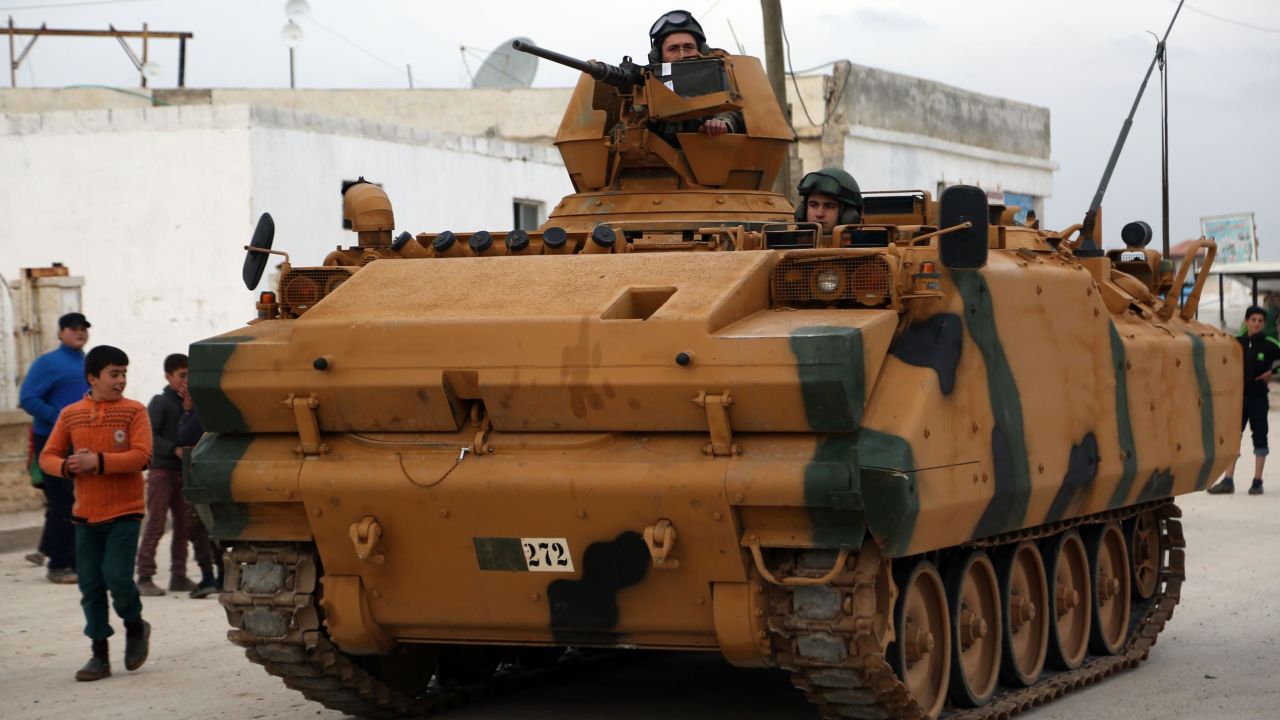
472, 36, 538, 89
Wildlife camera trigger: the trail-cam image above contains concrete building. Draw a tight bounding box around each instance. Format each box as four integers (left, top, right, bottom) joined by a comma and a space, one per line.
1, 62, 1055, 212
0, 102, 571, 393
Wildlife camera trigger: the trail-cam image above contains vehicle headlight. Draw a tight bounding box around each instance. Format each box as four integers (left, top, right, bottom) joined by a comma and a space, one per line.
816, 268, 841, 294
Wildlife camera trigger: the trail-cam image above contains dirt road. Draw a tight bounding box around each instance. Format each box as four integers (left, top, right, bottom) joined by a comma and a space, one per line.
1, 490, 1275, 719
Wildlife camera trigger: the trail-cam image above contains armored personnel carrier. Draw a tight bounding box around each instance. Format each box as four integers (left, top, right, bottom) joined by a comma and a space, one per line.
188, 37, 1238, 720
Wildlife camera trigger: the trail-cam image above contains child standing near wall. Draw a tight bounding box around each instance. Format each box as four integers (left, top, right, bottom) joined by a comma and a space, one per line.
136, 353, 196, 596
39, 345, 152, 681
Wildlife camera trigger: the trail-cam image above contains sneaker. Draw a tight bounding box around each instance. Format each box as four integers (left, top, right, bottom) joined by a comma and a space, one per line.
47, 568, 78, 584
168, 575, 197, 592
189, 580, 219, 599
75, 655, 111, 681
1249, 479, 1264, 495
124, 619, 150, 672
136, 578, 165, 596
24, 552, 46, 567
1207, 477, 1234, 495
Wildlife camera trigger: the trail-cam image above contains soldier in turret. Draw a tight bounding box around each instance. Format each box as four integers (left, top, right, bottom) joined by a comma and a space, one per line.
647, 9, 742, 141
796, 168, 863, 234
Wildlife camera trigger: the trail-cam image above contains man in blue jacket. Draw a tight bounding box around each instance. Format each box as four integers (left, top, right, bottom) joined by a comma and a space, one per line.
19, 312, 91, 583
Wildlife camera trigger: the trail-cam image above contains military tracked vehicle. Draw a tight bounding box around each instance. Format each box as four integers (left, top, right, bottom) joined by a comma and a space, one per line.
188, 34, 1237, 720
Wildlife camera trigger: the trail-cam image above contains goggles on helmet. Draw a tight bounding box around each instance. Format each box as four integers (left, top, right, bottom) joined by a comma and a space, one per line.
797, 172, 846, 199
650, 10, 704, 42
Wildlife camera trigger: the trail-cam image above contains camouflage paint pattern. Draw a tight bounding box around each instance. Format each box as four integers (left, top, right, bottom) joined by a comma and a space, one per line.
186, 54, 1240, 657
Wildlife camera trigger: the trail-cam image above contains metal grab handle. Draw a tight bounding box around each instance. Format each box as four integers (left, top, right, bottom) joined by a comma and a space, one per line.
747, 542, 850, 587
1159, 237, 1215, 321
1179, 238, 1217, 321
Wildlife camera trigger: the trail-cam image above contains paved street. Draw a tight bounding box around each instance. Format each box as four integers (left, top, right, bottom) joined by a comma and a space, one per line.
0, 490, 1276, 720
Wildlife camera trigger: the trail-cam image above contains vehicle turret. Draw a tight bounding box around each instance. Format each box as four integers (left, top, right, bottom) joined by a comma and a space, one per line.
511, 40, 795, 229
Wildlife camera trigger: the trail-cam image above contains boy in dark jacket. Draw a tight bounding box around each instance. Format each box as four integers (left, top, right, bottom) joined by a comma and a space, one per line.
177, 395, 219, 598
1209, 305, 1280, 495
39, 345, 152, 681
135, 354, 196, 595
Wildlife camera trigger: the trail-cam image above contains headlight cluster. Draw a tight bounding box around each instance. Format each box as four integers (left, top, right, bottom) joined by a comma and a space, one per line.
771, 255, 894, 308
280, 267, 357, 315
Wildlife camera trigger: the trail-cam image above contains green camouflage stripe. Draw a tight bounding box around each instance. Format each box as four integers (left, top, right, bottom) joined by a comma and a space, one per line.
1188, 332, 1216, 490
1135, 468, 1174, 502
804, 437, 866, 548
856, 428, 917, 557
188, 335, 252, 433
1107, 323, 1140, 507
185, 433, 252, 540
789, 326, 866, 430
791, 326, 868, 548
953, 270, 1031, 538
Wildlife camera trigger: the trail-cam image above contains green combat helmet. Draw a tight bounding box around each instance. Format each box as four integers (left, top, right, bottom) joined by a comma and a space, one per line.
648, 9, 711, 63
796, 167, 863, 225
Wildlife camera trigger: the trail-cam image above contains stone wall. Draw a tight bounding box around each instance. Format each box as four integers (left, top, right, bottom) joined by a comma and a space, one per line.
0, 410, 40, 514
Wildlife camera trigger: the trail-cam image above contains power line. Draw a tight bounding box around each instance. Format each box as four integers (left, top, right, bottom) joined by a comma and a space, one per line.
791, 59, 838, 76
307, 16, 407, 80
1, 0, 155, 10
778, 6, 817, 127
1178, 1, 1280, 34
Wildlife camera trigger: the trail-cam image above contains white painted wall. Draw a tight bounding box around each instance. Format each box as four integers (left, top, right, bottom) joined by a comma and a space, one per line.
245, 107, 571, 270
0, 105, 571, 391
1, 108, 252, 398
845, 126, 1055, 214
0, 276, 16, 410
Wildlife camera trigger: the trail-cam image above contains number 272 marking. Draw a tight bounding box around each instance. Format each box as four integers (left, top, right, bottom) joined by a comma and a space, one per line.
521, 537, 574, 573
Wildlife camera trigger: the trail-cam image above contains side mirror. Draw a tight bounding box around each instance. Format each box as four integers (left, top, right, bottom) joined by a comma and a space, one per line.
242, 213, 275, 291
939, 185, 989, 269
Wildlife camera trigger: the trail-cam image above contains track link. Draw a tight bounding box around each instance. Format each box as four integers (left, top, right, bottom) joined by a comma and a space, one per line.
219, 544, 453, 718
766, 500, 1185, 720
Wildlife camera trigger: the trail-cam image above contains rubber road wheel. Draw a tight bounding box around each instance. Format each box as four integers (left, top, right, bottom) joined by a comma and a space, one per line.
946, 550, 1001, 708
1086, 522, 1132, 655
997, 541, 1049, 687
1043, 529, 1092, 670
888, 559, 952, 719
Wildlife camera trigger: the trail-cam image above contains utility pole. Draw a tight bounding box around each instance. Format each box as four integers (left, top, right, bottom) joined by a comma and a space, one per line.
760, 0, 792, 198
6, 20, 192, 88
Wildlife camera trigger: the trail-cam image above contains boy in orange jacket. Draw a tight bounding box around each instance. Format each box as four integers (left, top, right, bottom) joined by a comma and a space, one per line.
39, 345, 152, 681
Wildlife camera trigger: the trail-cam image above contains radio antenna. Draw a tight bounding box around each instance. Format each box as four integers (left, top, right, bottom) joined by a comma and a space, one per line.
1078, 0, 1185, 256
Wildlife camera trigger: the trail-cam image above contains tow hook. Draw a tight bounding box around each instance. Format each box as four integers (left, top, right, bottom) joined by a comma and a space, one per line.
643, 518, 680, 569
349, 515, 386, 564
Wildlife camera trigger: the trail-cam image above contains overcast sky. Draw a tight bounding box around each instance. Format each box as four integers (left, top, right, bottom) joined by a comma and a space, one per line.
5, 0, 1277, 255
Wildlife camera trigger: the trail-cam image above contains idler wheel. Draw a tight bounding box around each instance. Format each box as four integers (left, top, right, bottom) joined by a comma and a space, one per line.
889, 559, 951, 719
1086, 521, 1132, 655
945, 550, 1001, 708
1128, 510, 1162, 601
997, 540, 1050, 687
1044, 529, 1092, 670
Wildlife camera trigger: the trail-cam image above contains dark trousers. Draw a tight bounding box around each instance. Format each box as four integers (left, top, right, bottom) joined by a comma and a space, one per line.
75, 517, 143, 641
32, 433, 76, 571
136, 468, 190, 578
1243, 393, 1270, 457
187, 503, 217, 568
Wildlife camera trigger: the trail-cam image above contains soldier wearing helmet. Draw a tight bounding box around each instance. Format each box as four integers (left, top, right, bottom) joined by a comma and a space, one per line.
647, 9, 741, 140
796, 168, 863, 234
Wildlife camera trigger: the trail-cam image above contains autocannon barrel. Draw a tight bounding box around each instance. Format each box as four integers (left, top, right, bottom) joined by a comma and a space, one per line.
511, 40, 643, 89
